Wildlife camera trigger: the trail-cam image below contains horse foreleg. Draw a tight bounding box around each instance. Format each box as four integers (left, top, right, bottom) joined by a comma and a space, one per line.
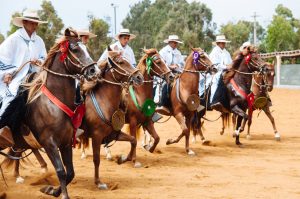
91, 133, 107, 190
144, 121, 160, 153
33, 149, 48, 173
166, 113, 194, 155
263, 106, 280, 141
115, 131, 141, 168
40, 141, 69, 198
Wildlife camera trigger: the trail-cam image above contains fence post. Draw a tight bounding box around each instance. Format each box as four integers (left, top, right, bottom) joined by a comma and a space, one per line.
275, 55, 281, 87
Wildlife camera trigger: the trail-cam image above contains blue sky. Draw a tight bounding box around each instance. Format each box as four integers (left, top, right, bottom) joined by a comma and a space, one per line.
0, 0, 299, 37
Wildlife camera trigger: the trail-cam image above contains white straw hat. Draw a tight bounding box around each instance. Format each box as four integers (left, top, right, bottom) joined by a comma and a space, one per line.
212, 35, 231, 45
77, 29, 97, 38
239, 41, 252, 51
114, 28, 136, 40
12, 9, 47, 27
163, 35, 183, 44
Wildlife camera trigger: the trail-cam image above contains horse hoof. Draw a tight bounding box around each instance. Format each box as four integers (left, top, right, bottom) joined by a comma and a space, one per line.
106, 154, 113, 161
81, 153, 87, 160
246, 135, 251, 140
275, 133, 281, 141
16, 176, 25, 184
134, 162, 143, 168
220, 131, 224, 135
202, 140, 210, 145
143, 144, 151, 151
187, 150, 196, 156
0, 192, 6, 199
166, 139, 173, 145
97, 183, 108, 190
117, 154, 127, 164
192, 137, 196, 144
232, 133, 237, 138
41, 167, 48, 174
40, 185, 55, 195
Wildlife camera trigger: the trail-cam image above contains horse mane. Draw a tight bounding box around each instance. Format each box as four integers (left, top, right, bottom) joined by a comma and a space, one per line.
137, 48, 158, 75
24, 36, 67, 103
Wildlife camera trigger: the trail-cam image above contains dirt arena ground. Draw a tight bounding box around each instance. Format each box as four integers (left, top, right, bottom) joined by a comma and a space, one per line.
1, 88, 300, 199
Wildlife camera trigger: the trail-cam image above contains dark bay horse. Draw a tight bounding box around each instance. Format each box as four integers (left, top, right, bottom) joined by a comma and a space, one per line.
233, 62, 279, 140
104, 48, 174, 163
0, 28, 97, 199
225, 47, 269, 145
80, 48, 144, 189
157, 48, 213, 155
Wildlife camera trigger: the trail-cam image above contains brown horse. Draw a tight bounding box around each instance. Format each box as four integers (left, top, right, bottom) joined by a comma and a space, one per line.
232, 63, 279, 140
225, 47, 269, 145
0, 28, 97, 199
103, 48, 174, 163
80, 47, 144, 189
157, 48, 213, 155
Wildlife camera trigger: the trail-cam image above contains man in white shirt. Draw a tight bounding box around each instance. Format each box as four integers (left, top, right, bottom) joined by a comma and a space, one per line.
199, 35, 232, 111
98, 29, 136, 67
155, 35, 185, 114
0, 9, 47, 149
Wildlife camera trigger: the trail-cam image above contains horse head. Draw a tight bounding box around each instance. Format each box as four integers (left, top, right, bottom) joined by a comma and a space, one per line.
100, 46, 144, 85
59, 28, 98, 80
189, 48, 213, 72
142, 48, 175, 83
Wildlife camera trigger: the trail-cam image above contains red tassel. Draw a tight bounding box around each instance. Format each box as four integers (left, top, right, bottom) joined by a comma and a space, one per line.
59, 40, 69, 62
245, 54, 251, 65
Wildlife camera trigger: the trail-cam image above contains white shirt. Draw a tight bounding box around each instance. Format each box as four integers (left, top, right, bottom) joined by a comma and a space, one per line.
0, 28, 46, 104
209, 45, 232, 71
98, 41, 136, 67
159, 45, 185, 72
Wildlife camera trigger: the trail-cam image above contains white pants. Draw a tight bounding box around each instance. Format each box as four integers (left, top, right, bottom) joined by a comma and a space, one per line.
198, 71, 222, 103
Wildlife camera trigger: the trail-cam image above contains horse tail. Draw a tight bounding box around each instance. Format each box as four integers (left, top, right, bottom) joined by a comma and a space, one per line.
0, 149, 30, 170
222, 112, 231, 129
123, 123, 143, 140
191, 112, 201, 135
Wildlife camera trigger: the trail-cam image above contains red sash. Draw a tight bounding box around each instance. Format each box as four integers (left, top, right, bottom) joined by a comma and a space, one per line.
41, 85, 85, 146
230, 79, 255, 117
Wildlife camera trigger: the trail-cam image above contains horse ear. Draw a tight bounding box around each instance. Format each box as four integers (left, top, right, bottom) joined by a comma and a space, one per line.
107, 45, 112, 51
191, 47, 196, 52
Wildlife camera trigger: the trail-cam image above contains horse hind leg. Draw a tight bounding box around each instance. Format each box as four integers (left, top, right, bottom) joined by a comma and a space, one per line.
32, 149, 48, 173
263, 106, 280, 141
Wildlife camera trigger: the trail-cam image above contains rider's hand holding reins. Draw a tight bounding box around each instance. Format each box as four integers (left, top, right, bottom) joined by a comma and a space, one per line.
3, 73, 12, 85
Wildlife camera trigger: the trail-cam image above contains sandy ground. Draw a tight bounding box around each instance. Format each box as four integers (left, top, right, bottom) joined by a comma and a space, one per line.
1, 88, 300, 199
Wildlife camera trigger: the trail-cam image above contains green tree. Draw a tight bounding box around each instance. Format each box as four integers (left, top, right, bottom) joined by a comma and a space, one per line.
86, 14, 112, 60
37, 0, 64, 51
264, 4, 298, 52
122, 0, 215, 57
220, 20, 264, 53
0, 33, 4, 44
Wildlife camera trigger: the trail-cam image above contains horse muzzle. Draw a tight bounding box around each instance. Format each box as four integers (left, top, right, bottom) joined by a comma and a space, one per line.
130, 72, 144, 86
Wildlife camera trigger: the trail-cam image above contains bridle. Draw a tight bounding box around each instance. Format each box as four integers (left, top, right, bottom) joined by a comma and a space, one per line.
145, 54, 172, 81
183, 50, 214, 73
42, 40, 97, 80
98, 55, 140, 86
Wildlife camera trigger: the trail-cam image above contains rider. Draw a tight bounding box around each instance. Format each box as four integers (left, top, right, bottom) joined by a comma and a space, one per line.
199, 35, 232, 112
98, 28, 136, 67
77, 29, 97, 45
0, 9, 47, 149
75, 29, 97, 105
155, 35, 185, 114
